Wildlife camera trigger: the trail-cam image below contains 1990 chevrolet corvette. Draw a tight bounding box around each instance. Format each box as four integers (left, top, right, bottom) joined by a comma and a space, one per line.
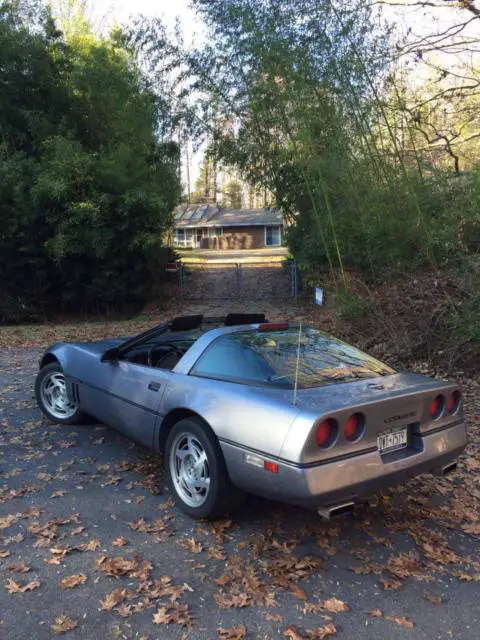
35, 314, 467, 519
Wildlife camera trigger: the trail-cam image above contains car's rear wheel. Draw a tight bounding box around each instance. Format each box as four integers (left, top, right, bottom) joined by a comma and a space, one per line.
166, 417, 244, 519
35, 362, 86, 425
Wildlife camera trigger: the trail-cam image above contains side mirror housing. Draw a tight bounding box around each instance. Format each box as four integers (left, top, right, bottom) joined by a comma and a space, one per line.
101, 347, 120, 363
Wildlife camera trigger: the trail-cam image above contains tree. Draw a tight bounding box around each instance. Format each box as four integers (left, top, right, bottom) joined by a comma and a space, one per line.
223, 180, 243, 209
0, 0, 181, 322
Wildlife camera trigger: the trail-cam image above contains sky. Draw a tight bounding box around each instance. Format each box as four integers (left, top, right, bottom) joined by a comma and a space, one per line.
96, 0, 200, 43
90, 0, 478, 192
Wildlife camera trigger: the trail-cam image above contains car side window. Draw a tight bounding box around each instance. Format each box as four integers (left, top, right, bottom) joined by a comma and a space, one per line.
191, 336, 275, 383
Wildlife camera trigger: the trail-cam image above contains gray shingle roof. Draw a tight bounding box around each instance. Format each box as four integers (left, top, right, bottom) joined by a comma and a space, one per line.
174, 205, 282, 228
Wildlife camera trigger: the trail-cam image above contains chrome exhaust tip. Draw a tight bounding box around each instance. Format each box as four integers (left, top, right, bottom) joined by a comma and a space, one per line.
442, 462, 457, 475
317, 501, 355, 520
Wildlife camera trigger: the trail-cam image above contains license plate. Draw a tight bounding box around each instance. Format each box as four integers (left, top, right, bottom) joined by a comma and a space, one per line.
377, 425, 408, 454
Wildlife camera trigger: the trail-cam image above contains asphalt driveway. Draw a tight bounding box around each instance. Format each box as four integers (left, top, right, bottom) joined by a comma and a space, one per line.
0, 347, 479, 639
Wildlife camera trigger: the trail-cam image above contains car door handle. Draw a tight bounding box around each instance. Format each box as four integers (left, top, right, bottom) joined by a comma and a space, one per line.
148, 381, 161, 392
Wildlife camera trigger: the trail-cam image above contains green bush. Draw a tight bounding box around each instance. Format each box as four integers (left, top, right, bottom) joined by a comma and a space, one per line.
0, 1, 180, 323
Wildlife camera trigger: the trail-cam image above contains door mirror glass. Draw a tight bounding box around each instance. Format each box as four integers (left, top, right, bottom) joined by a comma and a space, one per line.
101, 347, 120, 362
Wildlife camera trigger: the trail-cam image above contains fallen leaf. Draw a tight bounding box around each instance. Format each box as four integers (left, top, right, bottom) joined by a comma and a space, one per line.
117, 604, 133, 617
59, 574, 87, 589
284, 625, 304, 640
320, 597, 350, 613
368, 609, 383, 617
290, 583, 308, 601
379, 576, 402, 591
100, 588, 126, 611
0, 515, 18, 530
217, 624, 247, 639
423, 593, 443, 605
152, 604, 192, 627
112, 537, 128, 547
307, 623, 337, 639
95, 555, 138, 577
51, 615, 78, 634
179, 537, 203, 553
461, 523, 480, 536
265, 612, 284, 622
78, 538, 100, 552
284, 623, 337, 639
215, 592, 250, 609
386, 615, 415, 629
214, 574, 230, 586
7, 563, 30, 573
0, 550, 10, 558
5, 578, 40, 593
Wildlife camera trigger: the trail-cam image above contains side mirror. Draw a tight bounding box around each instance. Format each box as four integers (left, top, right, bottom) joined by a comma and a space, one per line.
101, 347, 120, 363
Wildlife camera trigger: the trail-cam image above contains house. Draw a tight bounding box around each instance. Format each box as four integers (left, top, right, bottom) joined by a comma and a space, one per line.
172, 204, 284, 249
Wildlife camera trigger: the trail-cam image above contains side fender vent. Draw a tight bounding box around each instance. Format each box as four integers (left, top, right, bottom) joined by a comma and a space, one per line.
72, 383, 81, 405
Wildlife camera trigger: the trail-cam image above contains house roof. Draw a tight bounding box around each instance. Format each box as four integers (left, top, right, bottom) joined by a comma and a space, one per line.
174, 205, 282, 228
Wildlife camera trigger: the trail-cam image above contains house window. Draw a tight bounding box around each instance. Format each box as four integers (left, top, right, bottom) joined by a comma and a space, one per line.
265, 225, 281, 246
174, 228, 196, 247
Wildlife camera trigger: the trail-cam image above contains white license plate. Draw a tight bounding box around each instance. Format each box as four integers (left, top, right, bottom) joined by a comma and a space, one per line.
377, 426, 408, 454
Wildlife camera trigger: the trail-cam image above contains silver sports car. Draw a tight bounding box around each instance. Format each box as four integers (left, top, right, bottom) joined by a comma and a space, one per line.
35, 314, 467, 519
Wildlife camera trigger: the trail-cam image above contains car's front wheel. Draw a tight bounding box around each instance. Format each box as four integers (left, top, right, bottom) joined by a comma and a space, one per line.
166, 417, 244, 519
35, 362, 86, 425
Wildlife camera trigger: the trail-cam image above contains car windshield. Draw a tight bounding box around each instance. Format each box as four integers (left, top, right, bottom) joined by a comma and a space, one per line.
191, 327, 395, 389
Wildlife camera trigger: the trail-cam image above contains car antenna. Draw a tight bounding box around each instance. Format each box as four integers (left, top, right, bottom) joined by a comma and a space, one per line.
293, 321, 302, 408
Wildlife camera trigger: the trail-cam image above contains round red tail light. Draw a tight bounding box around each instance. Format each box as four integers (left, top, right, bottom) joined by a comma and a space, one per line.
344, 412, 365, 441
446, 390, 461, 414
315, 418, 338, 448
429, 395, 445, 419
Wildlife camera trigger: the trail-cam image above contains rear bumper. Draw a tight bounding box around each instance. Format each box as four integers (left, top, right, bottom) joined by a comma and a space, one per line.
221, 420, 467, 509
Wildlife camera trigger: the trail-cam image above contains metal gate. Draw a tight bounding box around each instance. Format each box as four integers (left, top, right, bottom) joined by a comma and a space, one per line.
177, 260, 298, 301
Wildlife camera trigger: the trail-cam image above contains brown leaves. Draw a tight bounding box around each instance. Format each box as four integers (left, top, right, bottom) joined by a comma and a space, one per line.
214, 556, 276, 609
178, 537, 203, 553
77, 538, 100, 552
0, 515, 18, 530
95, 554, 140, 578
368, 609, 383, 618
0, 550, 10, 558
423, 592, 443, 605
112, 536, 128, 547
59, 574, 87, 589
128, 517, 167, 534
386, 615, 415, 629
461, 522, 480, 536
290, 583, 308, 601
379, 576, 402, 591
5, 578, 40, 593
100, 588, 126, 611
387, 551, 430, 581
152, 604, 192, 627
217, 625, 247, 639
8, 563, 30, 573
215, 592, 250, 609
51, 615, 78, 634
422, 542, 460, 565
284, 623, 337, 639
319, 598, 350, 613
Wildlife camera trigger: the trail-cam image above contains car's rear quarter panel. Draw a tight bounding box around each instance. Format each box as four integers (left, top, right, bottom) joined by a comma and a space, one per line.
160, 374, 300, 456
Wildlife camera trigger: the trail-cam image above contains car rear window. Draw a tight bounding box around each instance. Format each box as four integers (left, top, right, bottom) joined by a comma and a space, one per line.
191, 327, 395, 388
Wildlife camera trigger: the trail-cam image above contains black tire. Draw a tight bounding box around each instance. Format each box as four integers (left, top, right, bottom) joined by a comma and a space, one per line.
165, 417, 245, 520
35, 362, 87, 425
